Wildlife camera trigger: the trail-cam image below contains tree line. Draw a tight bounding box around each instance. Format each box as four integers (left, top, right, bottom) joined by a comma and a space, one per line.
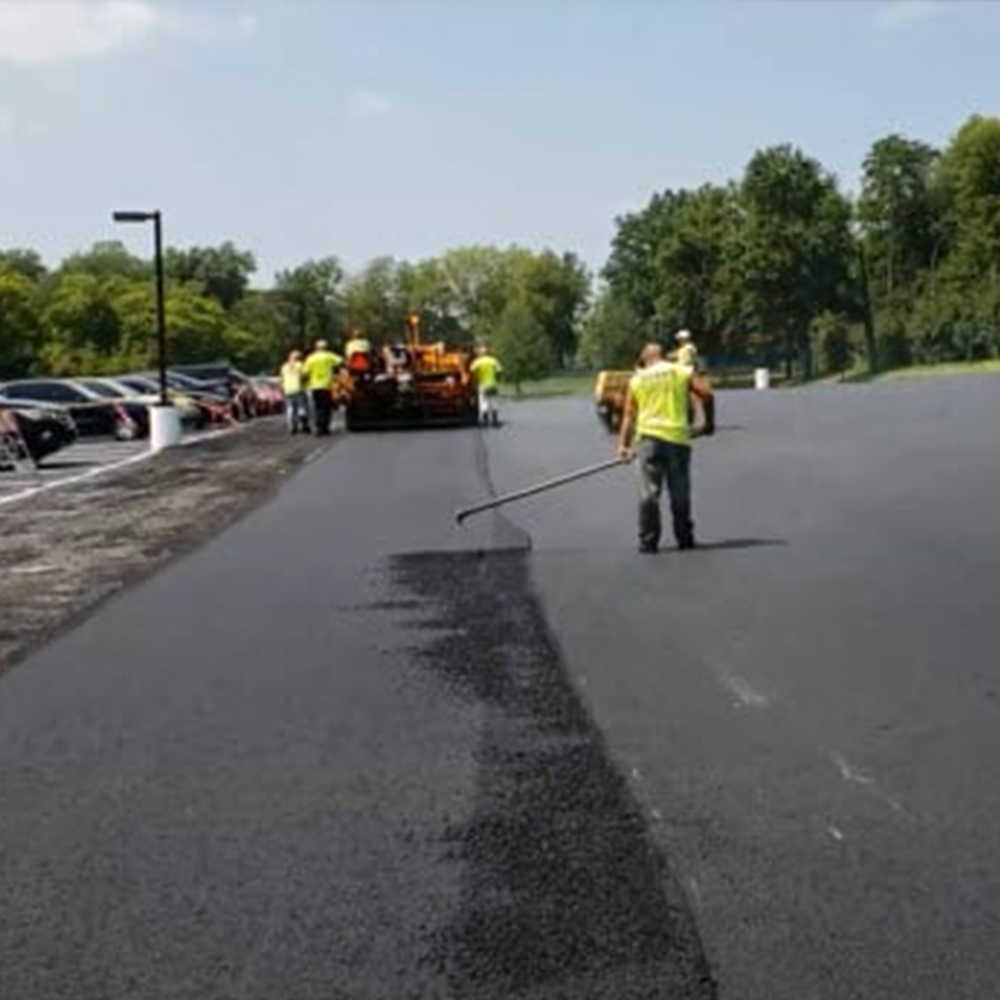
0, 240, 588, 389
583, 113, 1000, 378
2, 112, 1000, 385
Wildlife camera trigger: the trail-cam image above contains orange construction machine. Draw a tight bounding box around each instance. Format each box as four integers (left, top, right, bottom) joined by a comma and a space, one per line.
341, 313, 479, 431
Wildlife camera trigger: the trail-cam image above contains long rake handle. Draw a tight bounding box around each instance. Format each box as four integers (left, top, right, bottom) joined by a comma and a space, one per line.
455, 457, 628, 524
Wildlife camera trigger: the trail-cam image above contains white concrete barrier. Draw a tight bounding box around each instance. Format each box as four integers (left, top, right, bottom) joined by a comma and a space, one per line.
149, 406, 183, 451
754, 367, 771, 391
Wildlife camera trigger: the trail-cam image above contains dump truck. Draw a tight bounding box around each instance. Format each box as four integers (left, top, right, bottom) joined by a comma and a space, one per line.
341, 313, 479, 431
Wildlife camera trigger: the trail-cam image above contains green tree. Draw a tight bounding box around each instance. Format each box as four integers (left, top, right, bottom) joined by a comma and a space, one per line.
40, 273, 124, 374
344, 257, 407, 340
814, 312, 853, 378
578, 294, 647, 369
858, 135, 941, 301
229, 290, 295, 372
0, 248, 47, 283
165, 242, 256, 309
0, 270, 44, 378
61, 241, 149, 281
740, 144, 854, 378
273, 258, 345, 347
489, 295, 551, 392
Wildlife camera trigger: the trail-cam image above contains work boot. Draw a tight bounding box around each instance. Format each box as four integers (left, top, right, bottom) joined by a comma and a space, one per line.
639, 542, 659, 555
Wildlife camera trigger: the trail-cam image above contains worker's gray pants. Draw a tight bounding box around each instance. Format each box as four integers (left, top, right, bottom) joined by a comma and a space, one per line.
636, 436, 693, 549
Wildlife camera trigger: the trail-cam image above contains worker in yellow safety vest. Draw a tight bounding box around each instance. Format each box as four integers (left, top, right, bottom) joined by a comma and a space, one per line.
470, 344, 503, 427
617, 342, 714, 553
672, 329, 698, 368
344, 330, 373, 374
279, 348, 309, 435
303, 339, 343, 436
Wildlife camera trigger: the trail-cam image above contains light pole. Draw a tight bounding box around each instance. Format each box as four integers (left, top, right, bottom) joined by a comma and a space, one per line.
112, 210, 168, 406
113, 209, 181, 449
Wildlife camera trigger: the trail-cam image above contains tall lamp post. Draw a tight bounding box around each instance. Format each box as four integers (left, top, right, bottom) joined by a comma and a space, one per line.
113, 209, 181, 449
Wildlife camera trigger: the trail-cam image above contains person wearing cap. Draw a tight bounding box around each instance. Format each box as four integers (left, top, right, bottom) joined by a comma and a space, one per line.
279, 348, 309, 435
617, 342, 715, 554
303, 339, 343, 436
673, 329, 698, 368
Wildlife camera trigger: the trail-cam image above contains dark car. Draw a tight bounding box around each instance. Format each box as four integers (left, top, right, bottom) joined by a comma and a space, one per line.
0, 401, 78, 465
0, 379, 147, 440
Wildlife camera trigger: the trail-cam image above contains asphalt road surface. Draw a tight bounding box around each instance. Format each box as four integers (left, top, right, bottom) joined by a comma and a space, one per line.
2, 377, 999, 999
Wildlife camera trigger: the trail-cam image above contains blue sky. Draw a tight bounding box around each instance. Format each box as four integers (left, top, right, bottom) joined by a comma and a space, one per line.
1, 0, 998, 283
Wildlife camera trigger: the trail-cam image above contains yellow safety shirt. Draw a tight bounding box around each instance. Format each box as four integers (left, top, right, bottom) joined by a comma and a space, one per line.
280, 360, 304, 395
345, 337, 372, 356
676, 343, 697, 367
629, 360, 691, 446
303, 349, 343, 389
470, 355, 502, 391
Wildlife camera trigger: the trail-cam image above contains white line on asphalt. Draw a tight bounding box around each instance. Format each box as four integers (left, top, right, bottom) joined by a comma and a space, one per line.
0, 427, 241, 510
828, 825, 845, 842
0, 450, 153, 510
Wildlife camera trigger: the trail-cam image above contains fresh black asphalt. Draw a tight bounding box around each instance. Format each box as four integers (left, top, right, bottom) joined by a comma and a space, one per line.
2, 376, 999, 998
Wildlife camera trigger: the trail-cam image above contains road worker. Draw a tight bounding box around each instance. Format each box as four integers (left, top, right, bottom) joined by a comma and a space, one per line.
344, 330, 373, 371
672, 329, 698, 368
279, 348, 309, 435
470, 344, 502, 427
617, 342, 714, 553
303, 339, 343, 436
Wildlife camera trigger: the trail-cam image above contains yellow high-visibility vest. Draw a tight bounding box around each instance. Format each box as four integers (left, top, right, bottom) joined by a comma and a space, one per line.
470, 355, 502, 390
630, 360, 691, 446
280, 360, 304, 394
303, 350, 342, 389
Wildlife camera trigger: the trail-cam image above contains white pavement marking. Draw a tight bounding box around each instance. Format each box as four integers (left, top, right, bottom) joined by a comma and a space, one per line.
0, 427, 240, 509
828, 825, 845, 842
0, 450, 153, 509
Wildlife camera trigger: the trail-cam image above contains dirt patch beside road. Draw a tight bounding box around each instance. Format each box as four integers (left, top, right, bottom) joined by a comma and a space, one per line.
0, 420, 331, 674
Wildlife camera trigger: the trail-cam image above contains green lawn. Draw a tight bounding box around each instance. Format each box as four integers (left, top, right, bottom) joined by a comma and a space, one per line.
879, 359, 1000, 380
499, 358, 1000, 399
500, 372, 595, 398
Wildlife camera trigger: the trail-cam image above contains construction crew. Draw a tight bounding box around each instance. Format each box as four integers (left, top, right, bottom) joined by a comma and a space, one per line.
303, 339, 342, 436
470, 344, 502, 427
279, 348, 309, 435
617, 342, 715, 553
672, 329, 698, 368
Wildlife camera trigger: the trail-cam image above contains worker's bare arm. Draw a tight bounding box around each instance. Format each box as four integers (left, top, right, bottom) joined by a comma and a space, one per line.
617, 391, 638, 460
689, 374, 715, 436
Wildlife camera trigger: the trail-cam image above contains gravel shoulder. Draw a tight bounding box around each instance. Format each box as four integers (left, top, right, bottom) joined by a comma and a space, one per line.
0, 420, 331, 674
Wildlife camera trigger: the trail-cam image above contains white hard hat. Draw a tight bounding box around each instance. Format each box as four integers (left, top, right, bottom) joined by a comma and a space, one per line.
675, 329, 692, 342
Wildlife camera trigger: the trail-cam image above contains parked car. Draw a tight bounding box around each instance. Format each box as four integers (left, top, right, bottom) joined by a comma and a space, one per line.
250, 377, 285, 416
0, 379, 147, 440
80, 377, 208, 430
0, 401, 77, 465
165, 370, 252, 421
172, 363, 260, 420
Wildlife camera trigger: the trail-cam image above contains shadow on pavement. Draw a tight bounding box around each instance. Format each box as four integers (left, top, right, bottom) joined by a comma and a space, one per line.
697, 538, 787, 551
